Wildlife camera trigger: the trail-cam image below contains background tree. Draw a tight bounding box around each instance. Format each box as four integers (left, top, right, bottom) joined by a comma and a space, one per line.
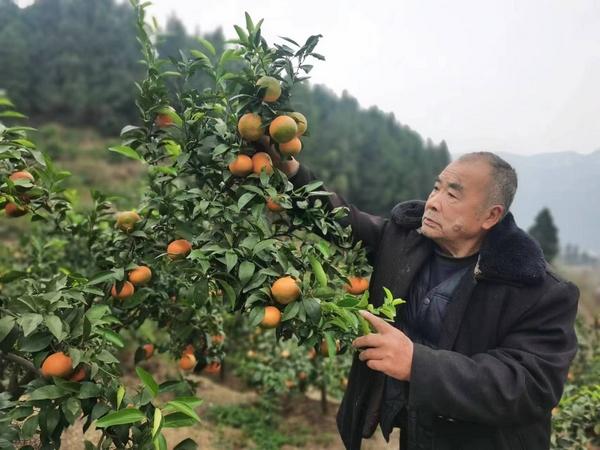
528, 207, 559, 262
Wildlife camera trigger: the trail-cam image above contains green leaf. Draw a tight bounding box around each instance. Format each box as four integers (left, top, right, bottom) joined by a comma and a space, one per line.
196, 37, 216, 56
44, 315, 63, 341
324, 332, 336, 358
0, 270, 29, 283
21, 414, 39, 439
247, 306, 265, 328
237, 192, 255, 209
164, 401, 200, 422
19, 332, 52, 352
302, 298, 321, 323
116, 385, 125, 409
19, 313, 44, 337
29, 149, 47, 167
173, 438, 198, 450
87, 270, 118, 286
190, 49, 211, 62
0, 97, 15, 107
234, 25, 248, 43
245, 12, 255, 33
217, 279, 236, 310
225, 251, 238, 273
79, 382, 102, 399
282, 301, 300, 321
253, 239, 277, 255
238, 261, 255, 286
0, 111, 26, 118
61, 397, 82, 425
163, 412, 198, 428
108, 145, 143, 162
154, 432, 167, 450
0, 316, 15, 343
152, 408, 162, 438
212, 143, 229, 156
29, 385, 67, 400
100, 329, 125, 348
95, 408, 146, 428
136, 367, 159, 398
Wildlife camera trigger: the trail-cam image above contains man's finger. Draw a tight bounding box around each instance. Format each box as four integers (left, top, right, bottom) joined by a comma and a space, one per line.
365, 359, 385, 373
358, 348, 385, 362
352, 333, 383, 349
360, 310, 394, 334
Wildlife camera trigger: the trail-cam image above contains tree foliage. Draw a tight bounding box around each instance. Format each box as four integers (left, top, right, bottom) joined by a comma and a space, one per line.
528, 207, 559, 262
0, 0, 450, 216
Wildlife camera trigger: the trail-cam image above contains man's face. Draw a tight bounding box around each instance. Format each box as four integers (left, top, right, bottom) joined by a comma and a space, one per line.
421, 160, 500, 249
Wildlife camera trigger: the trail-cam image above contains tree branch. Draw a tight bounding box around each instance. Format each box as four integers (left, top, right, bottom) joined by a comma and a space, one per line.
0, 351, 42, 377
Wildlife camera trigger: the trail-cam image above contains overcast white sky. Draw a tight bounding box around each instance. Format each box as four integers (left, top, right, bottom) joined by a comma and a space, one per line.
17, 0, 600, 155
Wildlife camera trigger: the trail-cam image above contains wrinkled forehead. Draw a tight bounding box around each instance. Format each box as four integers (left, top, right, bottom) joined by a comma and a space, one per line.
437, 160, 492, 192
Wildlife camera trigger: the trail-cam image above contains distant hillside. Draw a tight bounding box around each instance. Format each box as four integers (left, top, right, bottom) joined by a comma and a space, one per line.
454, 150, 600, 256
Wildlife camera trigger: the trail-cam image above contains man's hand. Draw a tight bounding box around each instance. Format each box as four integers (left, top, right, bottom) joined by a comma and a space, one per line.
253, 136, 300, 177
352, 310, 414, 381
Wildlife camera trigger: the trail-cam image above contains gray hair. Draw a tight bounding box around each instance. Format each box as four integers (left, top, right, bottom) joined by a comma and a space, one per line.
457, 152, 518, 217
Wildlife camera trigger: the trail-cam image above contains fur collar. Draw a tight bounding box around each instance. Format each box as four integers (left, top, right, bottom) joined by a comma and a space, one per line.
390, 200, 546, 286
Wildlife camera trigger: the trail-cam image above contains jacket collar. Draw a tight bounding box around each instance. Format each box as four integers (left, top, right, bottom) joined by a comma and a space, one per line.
390, 200, 547, 286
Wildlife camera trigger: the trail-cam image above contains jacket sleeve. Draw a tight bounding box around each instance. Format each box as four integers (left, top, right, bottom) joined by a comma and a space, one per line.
289, 164, 387, 262
407, 280, 579, 426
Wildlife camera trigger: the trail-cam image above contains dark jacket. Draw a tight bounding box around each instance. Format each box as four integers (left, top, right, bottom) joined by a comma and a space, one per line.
290, 166, 579, 450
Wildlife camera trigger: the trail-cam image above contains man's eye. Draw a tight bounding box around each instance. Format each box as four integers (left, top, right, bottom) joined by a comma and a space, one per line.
432, 186, 439, 191
448, 192, 457, 199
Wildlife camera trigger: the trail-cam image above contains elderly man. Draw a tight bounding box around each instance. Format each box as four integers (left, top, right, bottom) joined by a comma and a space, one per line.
270, 149, 579, 450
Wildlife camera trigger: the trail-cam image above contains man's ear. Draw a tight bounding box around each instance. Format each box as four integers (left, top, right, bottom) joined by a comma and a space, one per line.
481, 205, 504, 230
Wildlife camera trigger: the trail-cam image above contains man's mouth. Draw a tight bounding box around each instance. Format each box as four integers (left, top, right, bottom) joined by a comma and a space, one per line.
423, 216, 439, 227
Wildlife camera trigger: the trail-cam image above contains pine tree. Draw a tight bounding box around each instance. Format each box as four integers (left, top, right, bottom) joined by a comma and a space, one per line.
528, 207, 559, 262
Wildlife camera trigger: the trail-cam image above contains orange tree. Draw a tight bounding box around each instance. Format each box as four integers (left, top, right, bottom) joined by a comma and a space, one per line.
0, 2, 404, 448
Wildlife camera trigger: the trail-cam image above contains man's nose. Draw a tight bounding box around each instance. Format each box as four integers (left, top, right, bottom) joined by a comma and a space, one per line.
426, 191, 440, 212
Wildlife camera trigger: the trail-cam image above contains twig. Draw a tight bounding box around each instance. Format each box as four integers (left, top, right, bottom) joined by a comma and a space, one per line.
0, 351, 42, 377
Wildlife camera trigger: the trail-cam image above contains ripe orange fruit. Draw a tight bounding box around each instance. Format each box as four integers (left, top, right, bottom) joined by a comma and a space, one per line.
284, 379, 296, 389
307, 347, 317, 360
155, 113, 174, 128
4, 202, 28, 217
280, 349, 291, 358
116, 211, 141, 232
320, 339, 341, 357
69, 365, 87, 382
237, 113, 264, 141
204, 362, 222, 374
271, 276, 301, 305
340, 377, 349, 388
269, 116, 297, 144
143, 343, 155, 359
298, 371, 308, 381
252, 152, 273, 175
266, 197, 284, 212
128, 266, 152, 286
9, 170, 35, 184
111, 281, 135, 300
41, 352, 73, 378
179, 353, 197, 371
228, 154, 253, 177
256, 76, 281, 103
167, 239, 192, 260
279, 137, 302, 157
260, 306, 281, 328
344, 276, 370, 295
289, 112, 307, 136
246, 350, 257, 358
